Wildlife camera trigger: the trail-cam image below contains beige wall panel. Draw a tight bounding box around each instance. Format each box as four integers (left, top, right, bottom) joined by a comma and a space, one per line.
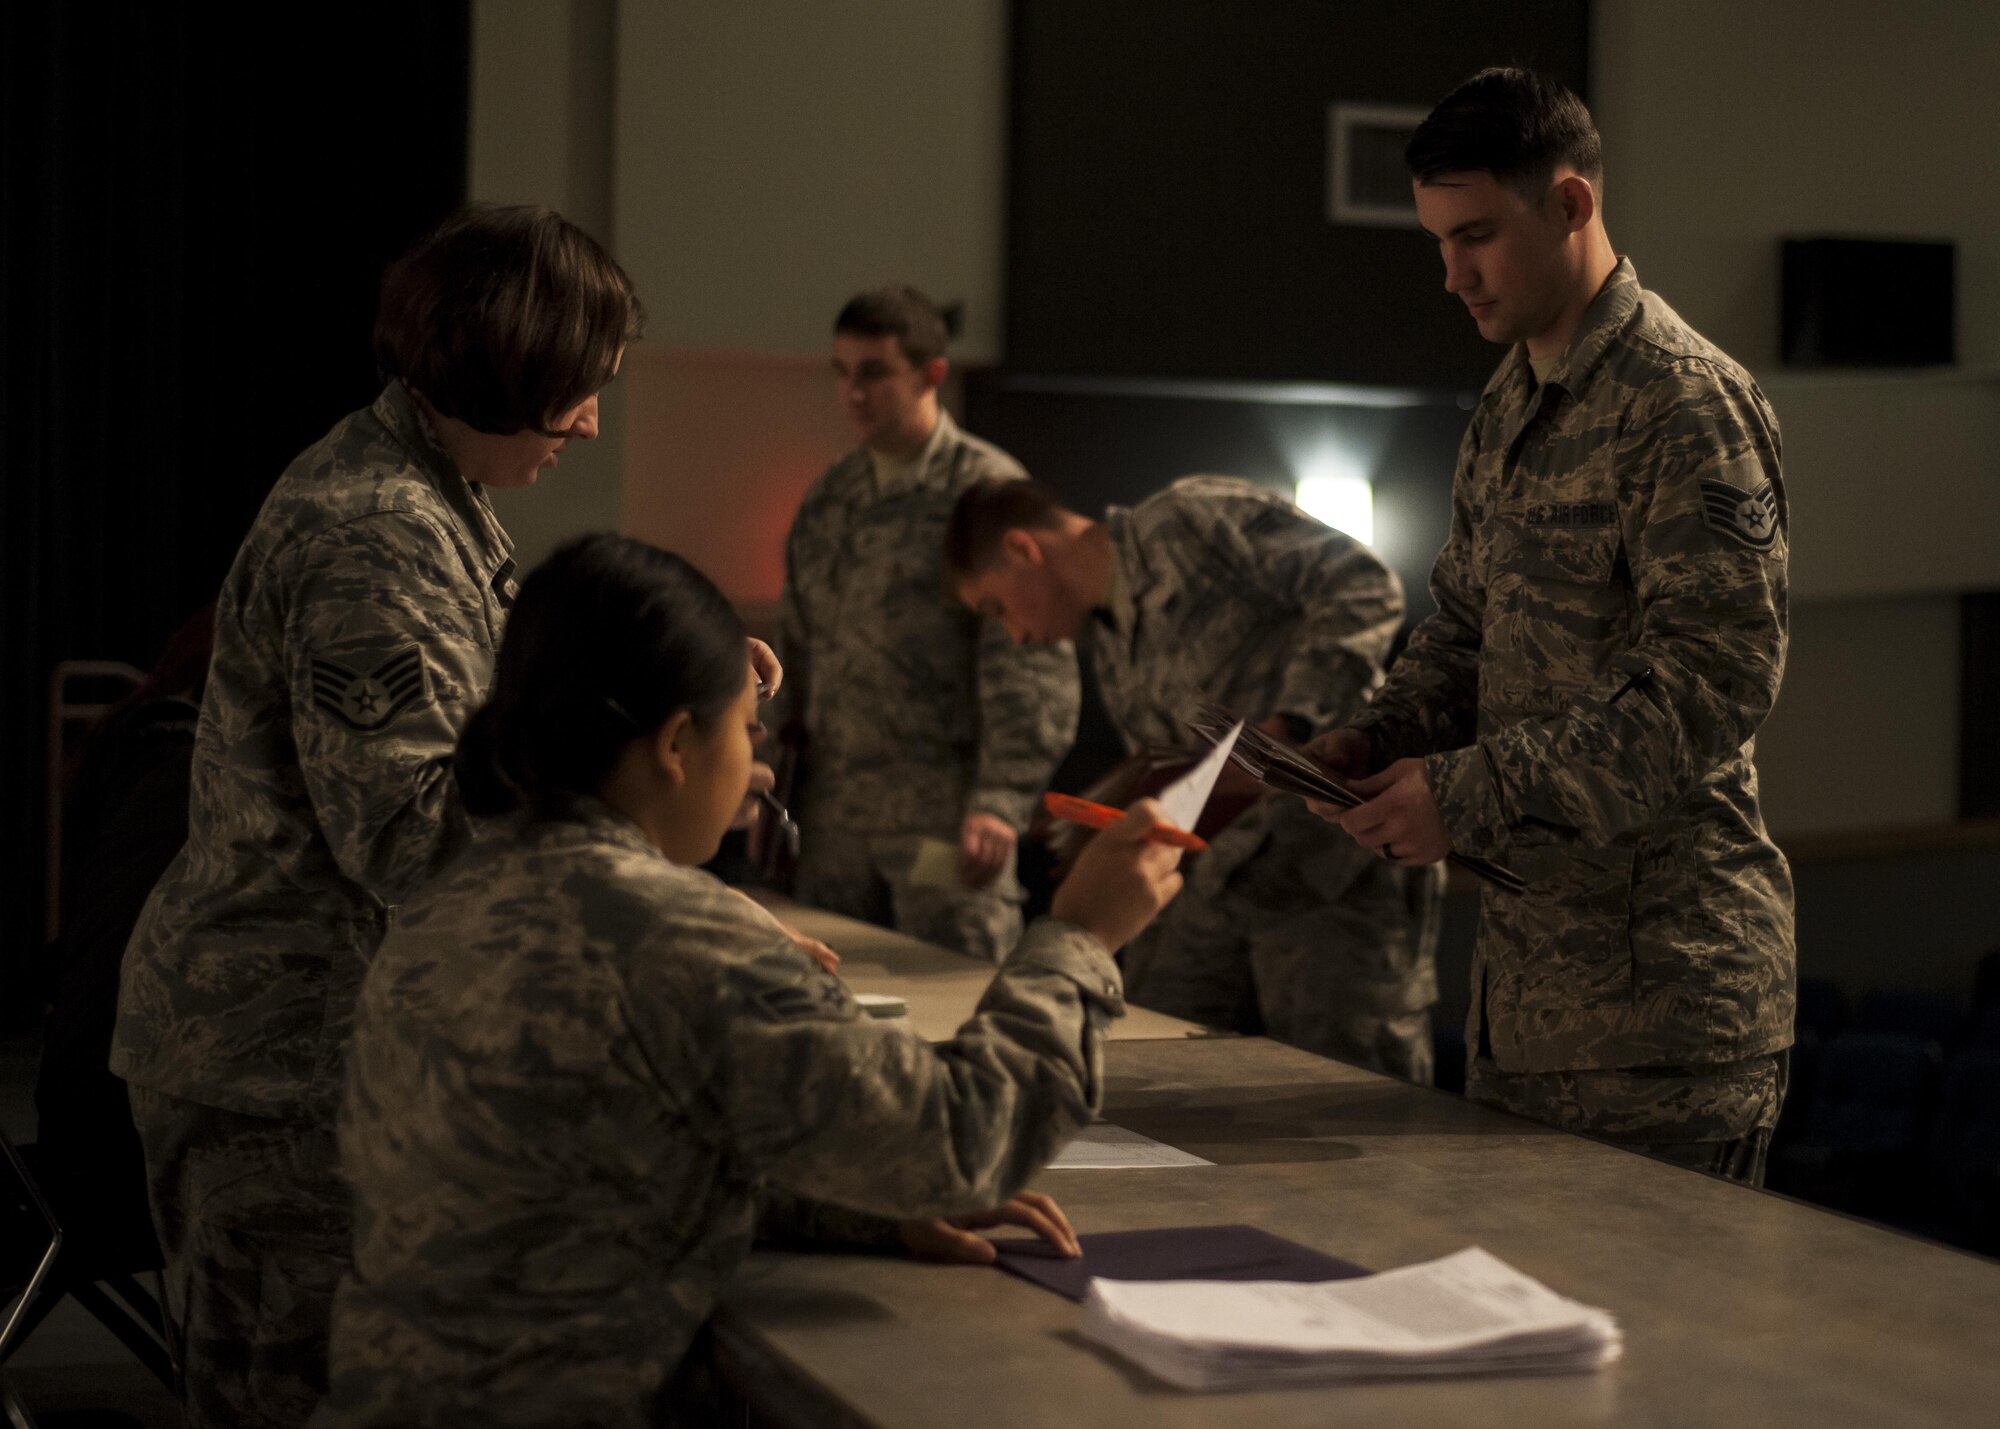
613, 0, 1009, 361
618, 348, 856, 610
1771, 372, 2000, 602
471, 0, 624, 573
1756, 596, 1959, 838
1593, 0, 2000, 371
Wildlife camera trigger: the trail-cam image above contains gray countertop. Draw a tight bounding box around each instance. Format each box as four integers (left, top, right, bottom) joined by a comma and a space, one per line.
714, 1036, 2000, 1427
743, 889, 1208, 1042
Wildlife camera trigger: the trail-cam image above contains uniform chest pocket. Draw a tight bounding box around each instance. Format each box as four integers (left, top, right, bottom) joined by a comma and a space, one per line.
1498, 527, 1622, 584
1485, 529, 1631, 714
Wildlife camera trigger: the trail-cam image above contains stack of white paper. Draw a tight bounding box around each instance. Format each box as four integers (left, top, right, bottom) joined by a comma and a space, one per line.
1080, 1246, 1621, 1391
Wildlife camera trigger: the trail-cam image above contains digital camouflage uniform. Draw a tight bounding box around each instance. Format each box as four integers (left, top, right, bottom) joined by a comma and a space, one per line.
318, 798, 1121, 1427
1348, 260, 1796, 1184
114, 382, 515, 1425
1090, 478, 1441, 1080
772, 410, 1078, 960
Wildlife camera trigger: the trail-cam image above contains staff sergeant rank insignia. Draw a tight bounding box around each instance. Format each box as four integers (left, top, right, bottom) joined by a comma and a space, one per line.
310, 645, 431, 732
1699, 478, 1781, 551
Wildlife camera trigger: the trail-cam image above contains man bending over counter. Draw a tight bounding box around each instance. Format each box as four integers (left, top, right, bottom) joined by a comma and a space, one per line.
948, 474, 1442, 1082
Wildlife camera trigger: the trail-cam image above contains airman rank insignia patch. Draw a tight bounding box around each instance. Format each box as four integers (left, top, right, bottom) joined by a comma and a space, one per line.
1699, 479, 1780, 550
310, 645, 430, 732
753, 976, 859, 1024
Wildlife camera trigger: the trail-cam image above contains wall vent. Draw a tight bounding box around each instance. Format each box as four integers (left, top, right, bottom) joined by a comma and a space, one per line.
1327, 103, 1428, 228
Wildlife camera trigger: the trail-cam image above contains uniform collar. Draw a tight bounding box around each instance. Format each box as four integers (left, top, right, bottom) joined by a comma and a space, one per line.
1536, 257, 1642, 402
372, 380, 457, 481
1093, 508, 1134, 632
370, 381, 517, 578
868, 407, 957, 495
538, 792, 666, 860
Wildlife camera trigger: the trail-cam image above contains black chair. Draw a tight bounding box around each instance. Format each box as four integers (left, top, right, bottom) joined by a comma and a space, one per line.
1972, 947, 2000, 1013
2, 1131, 65, 1429
1794, 976, 1850, 1042
1430, 1026, 1467, 1097
16, 662, 199, 1403
1769, 1024, 1821, 1154
1965, 1003, 2000, 1049
1855, 989, 1966, 1052
1768, 1031, 1943, 1222
1924, 1048, 2000, 1256
4, 1141, 172, 1393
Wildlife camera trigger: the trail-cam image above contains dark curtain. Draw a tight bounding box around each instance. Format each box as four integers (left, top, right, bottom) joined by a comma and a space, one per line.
1, 2, 470, 1008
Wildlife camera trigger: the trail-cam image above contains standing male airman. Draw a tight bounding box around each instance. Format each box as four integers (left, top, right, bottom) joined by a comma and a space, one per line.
1311, 69, 1795, 1183
771, 287, 1078, 961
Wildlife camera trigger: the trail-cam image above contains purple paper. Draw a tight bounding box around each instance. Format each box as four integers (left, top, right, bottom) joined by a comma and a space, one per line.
993, 1224, 1368, 1302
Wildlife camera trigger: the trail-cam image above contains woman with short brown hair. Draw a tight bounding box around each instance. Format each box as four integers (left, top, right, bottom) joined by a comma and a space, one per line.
113, 203, 643, 1428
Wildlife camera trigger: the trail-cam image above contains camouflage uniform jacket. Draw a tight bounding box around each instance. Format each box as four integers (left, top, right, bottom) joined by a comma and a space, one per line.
113, 383, 515, 1122
771, 410, 1078, 835
323, 800, 1120, 1426
1092, 477, 1409, 900
1349, 260, 1795, 1074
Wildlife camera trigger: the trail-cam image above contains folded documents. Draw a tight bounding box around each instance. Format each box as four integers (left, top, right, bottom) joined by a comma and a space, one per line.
995, 1225, 1367, 1303
1080, 1246, 1622, 1390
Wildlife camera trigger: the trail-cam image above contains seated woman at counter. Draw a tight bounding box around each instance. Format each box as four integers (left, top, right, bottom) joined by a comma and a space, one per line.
319, 533, 1184, 1427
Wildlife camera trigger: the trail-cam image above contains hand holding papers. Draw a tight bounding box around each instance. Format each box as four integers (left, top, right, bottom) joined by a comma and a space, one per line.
1186, 703, 1526, 894
1080, 1246, 1621, 1390
1154, 719, 1241, 832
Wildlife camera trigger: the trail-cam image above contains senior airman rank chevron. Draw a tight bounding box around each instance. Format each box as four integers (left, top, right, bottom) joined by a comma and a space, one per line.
1698, 478, 1780, 551
310, 645, 430, 732
753, 976, 858, 1023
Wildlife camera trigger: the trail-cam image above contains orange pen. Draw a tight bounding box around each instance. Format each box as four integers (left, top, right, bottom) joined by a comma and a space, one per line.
1041, 792, 1208, 852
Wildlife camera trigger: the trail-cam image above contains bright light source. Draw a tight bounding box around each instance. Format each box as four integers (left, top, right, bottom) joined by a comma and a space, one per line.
1295, 470, 1374, 546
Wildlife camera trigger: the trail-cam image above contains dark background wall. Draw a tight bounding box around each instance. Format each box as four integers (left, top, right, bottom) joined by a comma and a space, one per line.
1, 1, 470, 994
1005, 0, 1590, 386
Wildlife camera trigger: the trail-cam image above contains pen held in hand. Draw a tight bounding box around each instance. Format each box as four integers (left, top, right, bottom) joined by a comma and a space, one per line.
1041, 793, 1209, 852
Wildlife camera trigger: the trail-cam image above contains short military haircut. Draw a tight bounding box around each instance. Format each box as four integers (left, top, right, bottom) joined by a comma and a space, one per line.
375, 204, 645, 437
944, 477, 1071, 576
1405, 67, 1602, 197
835, 285, 952, 367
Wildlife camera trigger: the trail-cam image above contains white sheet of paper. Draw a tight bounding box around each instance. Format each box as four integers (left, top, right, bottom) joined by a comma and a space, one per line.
908, 836, 961, 888
1050, 1121, 1213, 1170
1080, 1247, 1622, 1390
1154, 720, 1243, 835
